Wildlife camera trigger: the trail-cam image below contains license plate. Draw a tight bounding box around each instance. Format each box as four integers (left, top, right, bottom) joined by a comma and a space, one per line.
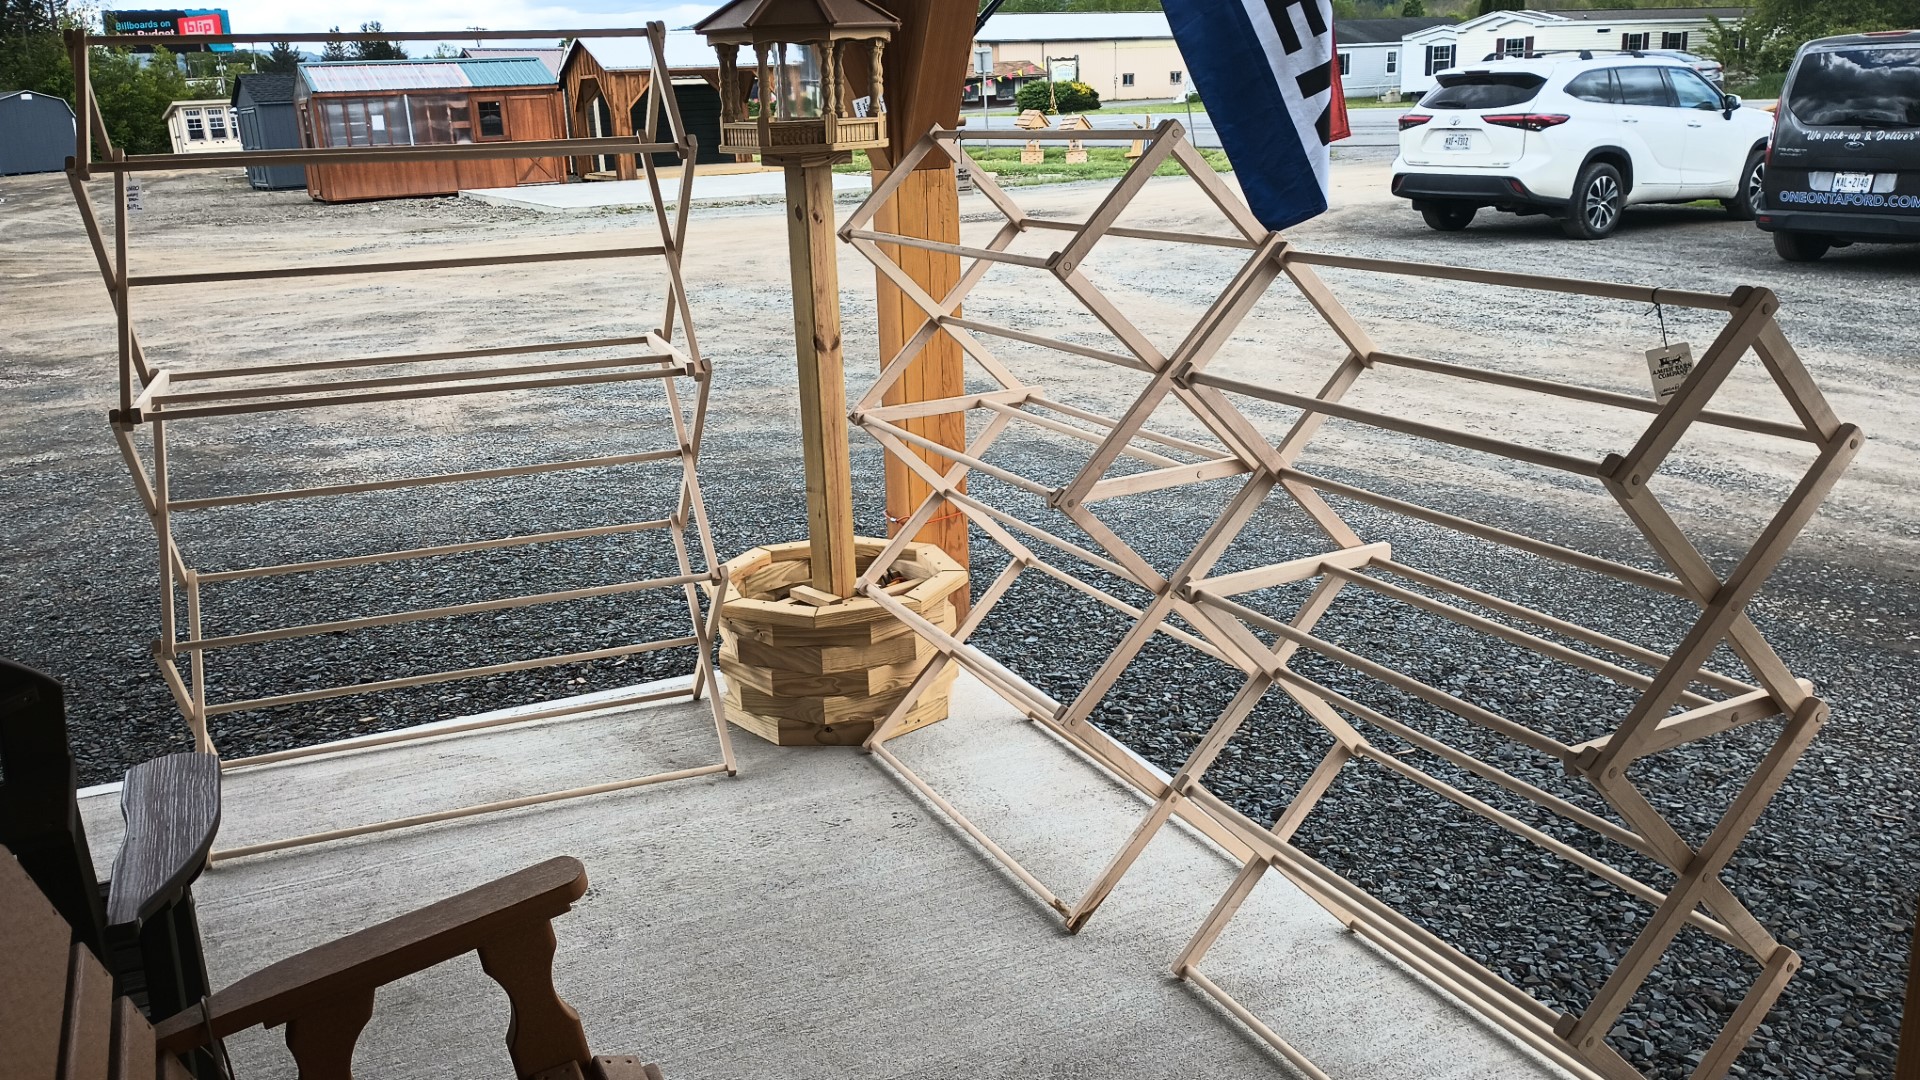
1834, 171, 1875, 193
1443, 133, 1473, 151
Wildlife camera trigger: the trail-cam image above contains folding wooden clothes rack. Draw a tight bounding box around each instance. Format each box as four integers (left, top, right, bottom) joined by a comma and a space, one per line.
842, 121, 1859, 1080
66, 24, 737, 862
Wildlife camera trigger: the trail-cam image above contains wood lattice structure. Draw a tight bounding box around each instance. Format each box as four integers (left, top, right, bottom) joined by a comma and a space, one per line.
842, 120, 1861, 1080
64, 24, 738, 862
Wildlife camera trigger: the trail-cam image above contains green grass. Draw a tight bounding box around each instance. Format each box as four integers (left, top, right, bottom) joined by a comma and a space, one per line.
1344, 96, 1415, 109
1727, 71, 1786, 100
970, 101, 1201, 118
833, 146, 1233, 186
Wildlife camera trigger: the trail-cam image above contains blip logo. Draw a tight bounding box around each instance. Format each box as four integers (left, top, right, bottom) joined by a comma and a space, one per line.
178, 13, 223, 34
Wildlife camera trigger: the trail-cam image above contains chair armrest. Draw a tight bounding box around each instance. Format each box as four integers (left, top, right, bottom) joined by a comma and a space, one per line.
153, 855, 588, 1055
106, 751, 220, 928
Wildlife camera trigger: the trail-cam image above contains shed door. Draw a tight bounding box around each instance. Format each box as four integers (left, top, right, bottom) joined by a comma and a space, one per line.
507, 94, 564, 184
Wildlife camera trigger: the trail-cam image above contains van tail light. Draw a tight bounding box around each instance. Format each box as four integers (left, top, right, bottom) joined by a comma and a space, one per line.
1766, 111, 1777, 164
1398, 113, 1434, 131
1481, 113, 1571, 131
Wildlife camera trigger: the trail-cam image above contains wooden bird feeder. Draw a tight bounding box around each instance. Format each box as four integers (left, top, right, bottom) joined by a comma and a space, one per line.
697, 0, 899, 164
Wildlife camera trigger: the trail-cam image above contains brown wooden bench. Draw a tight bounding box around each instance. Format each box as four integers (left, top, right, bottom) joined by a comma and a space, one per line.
1, 850, 664, 1080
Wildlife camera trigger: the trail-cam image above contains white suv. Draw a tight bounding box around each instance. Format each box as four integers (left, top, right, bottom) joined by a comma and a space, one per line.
1391, 53, 1773, 239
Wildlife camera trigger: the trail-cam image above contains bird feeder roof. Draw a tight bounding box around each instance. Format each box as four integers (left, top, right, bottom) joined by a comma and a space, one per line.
693, 0, 900, 45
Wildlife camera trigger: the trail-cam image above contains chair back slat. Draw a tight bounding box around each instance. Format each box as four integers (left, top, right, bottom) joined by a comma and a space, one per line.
0, 851, 88, 1077
109, 997, 158, 1080
0, 659, 109, 959
61, 942, 115, 1080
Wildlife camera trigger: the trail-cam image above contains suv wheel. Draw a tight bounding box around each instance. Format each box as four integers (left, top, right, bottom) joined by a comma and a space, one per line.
1725, 150, 1765, 220
1563, 162, 1625, 240
1421, 204, 1477, 231
1773, 231, 1832, 262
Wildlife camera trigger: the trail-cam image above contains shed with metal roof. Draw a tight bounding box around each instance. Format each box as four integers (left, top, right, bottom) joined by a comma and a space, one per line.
232, 73, 305, 190
292, 57, 566, 202
558, 33, 747, 180
0, 90, 77, 176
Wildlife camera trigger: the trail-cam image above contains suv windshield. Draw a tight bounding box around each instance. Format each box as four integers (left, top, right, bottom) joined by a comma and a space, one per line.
1788, 46, 1920, 127
1422, 72, 1546, 109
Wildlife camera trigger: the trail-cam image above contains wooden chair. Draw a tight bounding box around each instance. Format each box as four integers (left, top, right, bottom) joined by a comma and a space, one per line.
1, 849, 663, 1080
0, 659, 221, 1029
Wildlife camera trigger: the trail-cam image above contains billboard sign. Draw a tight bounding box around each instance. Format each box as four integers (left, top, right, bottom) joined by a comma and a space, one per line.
102, 10, 235, 52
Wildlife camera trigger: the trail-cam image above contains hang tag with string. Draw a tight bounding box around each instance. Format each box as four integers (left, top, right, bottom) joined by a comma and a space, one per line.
125, 176, 145, 213
1644, 300, 1691, 403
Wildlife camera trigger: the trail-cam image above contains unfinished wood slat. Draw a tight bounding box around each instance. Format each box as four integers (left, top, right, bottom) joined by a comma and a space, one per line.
129, 245, 667, 289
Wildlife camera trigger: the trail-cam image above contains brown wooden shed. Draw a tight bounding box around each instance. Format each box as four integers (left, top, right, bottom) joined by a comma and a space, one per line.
559, 33, 747, 180
294, 58, 566, 202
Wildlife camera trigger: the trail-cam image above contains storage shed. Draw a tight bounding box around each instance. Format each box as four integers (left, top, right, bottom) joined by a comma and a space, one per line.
231, 73, 305, 190
559, 33, 744, 180
0, 90, 77, 175
294, 58, 567, 202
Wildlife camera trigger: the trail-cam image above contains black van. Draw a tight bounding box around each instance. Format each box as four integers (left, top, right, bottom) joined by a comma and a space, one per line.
1759, 31, 1920, 261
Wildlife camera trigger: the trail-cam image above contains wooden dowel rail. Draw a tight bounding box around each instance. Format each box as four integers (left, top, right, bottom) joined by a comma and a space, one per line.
168, 449, 684, 511
1286, 467, 1688, 597
129, 246, 666, 288
843, 229, 1055, 269
862, 583, 1064, 720
222, 682, 698, 770
1373, 560, 1756, 697
1325, 564, 1717, 707
206, 637, 700, 717
157, 353, 679, 404
1176, 967, 1336, 1080
213, 762, 730, 861
1193, 590, 1577, 759
99, 137, 682, 173
935, 127, 1181, 142
167, 335, 665, 383
1016, 552, 1229, 664
1369, 351, 1815, 443
176, 571, 709, 654
196, 519, 676, 584
859, 387, 1031, 423
151, 367, 683, 421
944, 490, 1139, 584
861, 415, 1057, 498
1285, 250, 1740, 311
1029, 395, 1229, 459
979, 399, 1187, 469
938, 316, 1152, 372
1019, 218, 1259, 250
1189, 370, 1607, 477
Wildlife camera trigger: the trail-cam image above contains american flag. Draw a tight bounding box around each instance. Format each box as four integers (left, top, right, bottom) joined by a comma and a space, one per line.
1164, 0, 1350, 231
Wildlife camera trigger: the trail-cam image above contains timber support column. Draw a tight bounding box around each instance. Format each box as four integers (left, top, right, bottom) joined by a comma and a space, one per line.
872, 167, 969, 569
784, 157, 859, 598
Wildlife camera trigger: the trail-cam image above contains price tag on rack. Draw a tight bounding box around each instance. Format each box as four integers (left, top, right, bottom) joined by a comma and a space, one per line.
1646, 342, 1693, 403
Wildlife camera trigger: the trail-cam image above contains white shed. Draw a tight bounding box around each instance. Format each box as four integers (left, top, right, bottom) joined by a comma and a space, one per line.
1400, 6, 1746, 96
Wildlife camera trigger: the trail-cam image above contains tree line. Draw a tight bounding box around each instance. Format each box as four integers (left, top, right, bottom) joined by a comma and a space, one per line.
0, 1, 408, 156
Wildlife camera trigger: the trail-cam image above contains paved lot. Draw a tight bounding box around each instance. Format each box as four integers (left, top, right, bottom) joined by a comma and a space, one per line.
963, 105, 1407, 149
1, 155, 1914, 1080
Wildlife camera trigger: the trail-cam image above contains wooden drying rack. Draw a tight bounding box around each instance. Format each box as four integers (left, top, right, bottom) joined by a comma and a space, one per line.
65, 24, 738, 862
842, 120, 1859, 1080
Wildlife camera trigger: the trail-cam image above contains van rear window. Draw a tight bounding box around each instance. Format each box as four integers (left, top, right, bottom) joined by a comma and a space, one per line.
1788, 47, 1920, 128
1423, 72, 1546, 109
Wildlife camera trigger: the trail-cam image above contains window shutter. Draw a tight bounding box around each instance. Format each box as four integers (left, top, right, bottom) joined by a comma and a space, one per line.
1425, 45, 1436, 76
1524, 36, 1535, 56
1622, 32, 1631, 50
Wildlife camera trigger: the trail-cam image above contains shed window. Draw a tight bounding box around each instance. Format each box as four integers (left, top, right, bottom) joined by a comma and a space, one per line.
185, 110, 205, 140
208, 110, 228, 138
410, 95, 473, 144
476, 100, 505, 139
319, 98, 405, 147
1120, 73, 1134, 87
1386, 50, 1397, 74
1339, 53, 1351, 76
1170, 70, 1183, 84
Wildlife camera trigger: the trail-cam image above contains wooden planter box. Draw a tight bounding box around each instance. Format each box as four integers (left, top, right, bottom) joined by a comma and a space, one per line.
709, 538, 967, 746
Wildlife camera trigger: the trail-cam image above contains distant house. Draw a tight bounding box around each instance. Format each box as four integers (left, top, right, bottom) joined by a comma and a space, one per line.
294, 57, 567, 202
231, 73, 305, 190
1400, 7, 1746, 94
1337, 17, 1458, 97
963, 59, 1046, 110
163, 98, 242, 154
461, 47, 568, 79
0, 90, 76, 175
557, 33, 743, 180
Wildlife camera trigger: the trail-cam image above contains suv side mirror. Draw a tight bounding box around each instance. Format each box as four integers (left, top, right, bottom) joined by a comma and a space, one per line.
1722, 93, 1742, 118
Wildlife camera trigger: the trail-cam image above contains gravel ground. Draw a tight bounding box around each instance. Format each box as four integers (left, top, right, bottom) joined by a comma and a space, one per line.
1, 154, 1914, 1079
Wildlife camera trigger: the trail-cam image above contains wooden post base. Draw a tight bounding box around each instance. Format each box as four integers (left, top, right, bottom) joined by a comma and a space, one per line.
709, 539, 967, 746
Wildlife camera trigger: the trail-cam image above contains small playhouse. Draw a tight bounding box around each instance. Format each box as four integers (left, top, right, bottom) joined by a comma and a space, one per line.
293, 57, 567, 202
231, 73, 305, 191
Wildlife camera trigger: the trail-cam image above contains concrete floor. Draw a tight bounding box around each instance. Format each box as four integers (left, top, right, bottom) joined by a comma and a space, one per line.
80, 675, 1571, 1080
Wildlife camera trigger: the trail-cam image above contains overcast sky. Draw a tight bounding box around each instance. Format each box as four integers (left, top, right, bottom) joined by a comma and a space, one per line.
209, 1, 717, 46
